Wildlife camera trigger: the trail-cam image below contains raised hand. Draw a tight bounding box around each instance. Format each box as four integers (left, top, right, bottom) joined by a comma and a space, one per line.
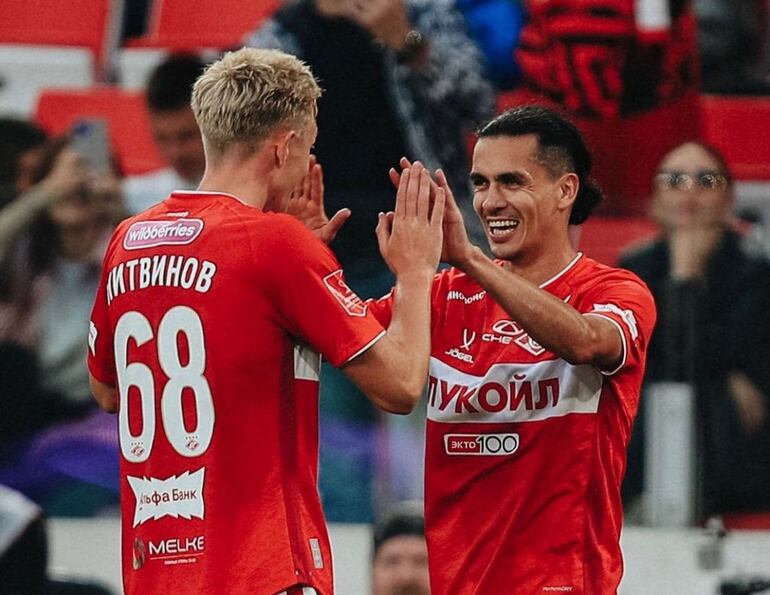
434, 168, 475, 268
286, 156, 351, 245
390, 157, 475, 268
376, 163, 444, 277
345, 0, 412, 52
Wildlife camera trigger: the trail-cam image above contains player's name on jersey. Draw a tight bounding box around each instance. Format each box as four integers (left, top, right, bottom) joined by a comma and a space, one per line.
106, 255, 217, 304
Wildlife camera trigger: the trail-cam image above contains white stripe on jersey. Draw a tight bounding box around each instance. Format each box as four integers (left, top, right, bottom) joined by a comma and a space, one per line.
584, 313, 629, 377
426, 356, 603, 424
294, 344, 321, 381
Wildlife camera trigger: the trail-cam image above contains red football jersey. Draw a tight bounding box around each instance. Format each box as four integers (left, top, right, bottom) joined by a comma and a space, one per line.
370, 254, 656, 595
88, 191, 385, 595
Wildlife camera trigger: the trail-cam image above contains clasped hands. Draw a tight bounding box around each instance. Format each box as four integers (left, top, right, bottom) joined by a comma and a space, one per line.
287, 156, 475, 272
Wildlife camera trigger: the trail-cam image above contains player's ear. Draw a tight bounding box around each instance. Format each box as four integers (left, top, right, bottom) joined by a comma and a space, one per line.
557, 172, 579, 212
274, 130, 296, 168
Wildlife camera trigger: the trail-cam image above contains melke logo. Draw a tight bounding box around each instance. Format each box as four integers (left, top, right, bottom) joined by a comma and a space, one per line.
323, 270, 367, 317
445, 433, 520, 456
123, 219, 204, 250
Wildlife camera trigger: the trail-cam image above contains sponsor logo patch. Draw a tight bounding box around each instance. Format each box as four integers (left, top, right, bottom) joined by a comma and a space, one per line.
133, 538, 146, 570
447, 290, 486, 304
591, 303, 639, 339
309, 538, 324, 569
489, 319, 546, 356
88, 321, 98, 356
445, 328, 477, 364
323, 270, 367, 317
445, 433, 520, 456
123, 219, 204, 250
127, 468, 205, 527
148, 534, 205, 566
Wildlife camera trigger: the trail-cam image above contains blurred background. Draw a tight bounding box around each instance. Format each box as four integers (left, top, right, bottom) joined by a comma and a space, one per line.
0, 0, 769, 593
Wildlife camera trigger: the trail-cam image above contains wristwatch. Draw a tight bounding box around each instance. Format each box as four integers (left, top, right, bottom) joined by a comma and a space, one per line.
398, 29, 427, 63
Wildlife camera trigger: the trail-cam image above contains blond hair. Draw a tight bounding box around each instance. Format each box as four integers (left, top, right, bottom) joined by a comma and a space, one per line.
191, 47, 321, 155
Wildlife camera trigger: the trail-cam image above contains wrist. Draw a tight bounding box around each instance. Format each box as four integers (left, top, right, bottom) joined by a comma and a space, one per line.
454, 245, 485, 273
395, 267, 434, 287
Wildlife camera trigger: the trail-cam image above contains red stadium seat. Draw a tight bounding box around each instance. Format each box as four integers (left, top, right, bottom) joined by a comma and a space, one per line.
126, 0, 280, 51
721, 511, 770, 530
0, 0, 119, 75
700, 95, 770, 180
576, 216, 658, 265
34, 87, 166, 176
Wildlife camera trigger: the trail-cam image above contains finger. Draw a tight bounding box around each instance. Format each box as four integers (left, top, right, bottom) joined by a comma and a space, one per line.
405, 162, 423, 218
431, 187, 446, 228
310, 163, 324, 205
302, 167, 311, 199
385, 211, 395, 226
436, 169, 461, 214
400, 156, 412, 170
389, 167, 400, 189
309, 154, 317, 171
325, 208, 351, 243
417, 169, 431, 221
375, 211, 392, 255
395, 168, 410, 219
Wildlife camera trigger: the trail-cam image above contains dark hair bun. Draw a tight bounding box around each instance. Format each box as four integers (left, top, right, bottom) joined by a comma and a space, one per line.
570, 180, 602, 225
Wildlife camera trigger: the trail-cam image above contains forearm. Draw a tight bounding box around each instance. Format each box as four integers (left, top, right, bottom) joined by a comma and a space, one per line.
89, 375, 119, 413
0, 186, 58, 258
380, 271, 434, 405
461, 248, 610, 365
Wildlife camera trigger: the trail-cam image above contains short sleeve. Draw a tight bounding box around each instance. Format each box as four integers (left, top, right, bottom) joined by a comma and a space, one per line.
366, 291, 395, 327
259, 216, 385, 367
366, 270, 447, 332
581, 273, 657, 376
87, 245, 117, 385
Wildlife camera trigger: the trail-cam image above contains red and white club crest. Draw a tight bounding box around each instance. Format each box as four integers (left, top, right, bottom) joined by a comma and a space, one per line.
322, 270, 367, 317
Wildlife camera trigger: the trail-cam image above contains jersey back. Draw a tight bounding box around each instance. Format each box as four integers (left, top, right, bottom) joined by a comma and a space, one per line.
88, 191, 384, 595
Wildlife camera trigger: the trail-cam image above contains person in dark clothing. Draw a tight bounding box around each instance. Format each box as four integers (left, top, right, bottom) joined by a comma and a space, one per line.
621, 141, 770, 517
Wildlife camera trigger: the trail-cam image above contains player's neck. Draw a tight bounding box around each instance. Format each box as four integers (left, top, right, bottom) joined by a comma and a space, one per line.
197, 166, 269, 209
502, 242, 578, 286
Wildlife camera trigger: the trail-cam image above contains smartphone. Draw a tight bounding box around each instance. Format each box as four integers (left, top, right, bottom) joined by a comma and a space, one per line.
71, 118, 111, 172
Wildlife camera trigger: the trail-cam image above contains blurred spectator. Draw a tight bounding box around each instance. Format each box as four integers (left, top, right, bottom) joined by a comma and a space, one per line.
0, 138, 125, 406
372, 502, 430, 595
514, 0, 700, 216
456, 0, 525, 89
0, 118, 48, 206
0, 138, 123, 515
122, 54, 206, 214
621, 141, 770, 518
693, 0, 770, 95
248, 0, 495, 521
0, 484, 114, 594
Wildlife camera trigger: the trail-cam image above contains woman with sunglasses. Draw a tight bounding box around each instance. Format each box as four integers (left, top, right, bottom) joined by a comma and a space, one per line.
620, 141, 770, 522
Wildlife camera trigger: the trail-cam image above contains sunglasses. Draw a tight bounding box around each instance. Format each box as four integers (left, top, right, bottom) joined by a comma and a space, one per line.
654, 170, 729, 192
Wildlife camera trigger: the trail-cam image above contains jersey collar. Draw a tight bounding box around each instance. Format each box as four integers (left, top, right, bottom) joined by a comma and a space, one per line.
539, 252, 584, 289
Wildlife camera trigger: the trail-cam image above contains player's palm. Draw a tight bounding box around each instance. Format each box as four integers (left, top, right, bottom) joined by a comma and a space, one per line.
378, 164, 444, 276
286, 156, 350, 245
389, 159, 473, 267
434, 169, 474, 267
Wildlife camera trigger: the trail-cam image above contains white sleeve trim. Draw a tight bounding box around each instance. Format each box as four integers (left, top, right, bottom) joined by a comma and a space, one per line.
343, 330, 387, 365
584, 313, 628, 376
